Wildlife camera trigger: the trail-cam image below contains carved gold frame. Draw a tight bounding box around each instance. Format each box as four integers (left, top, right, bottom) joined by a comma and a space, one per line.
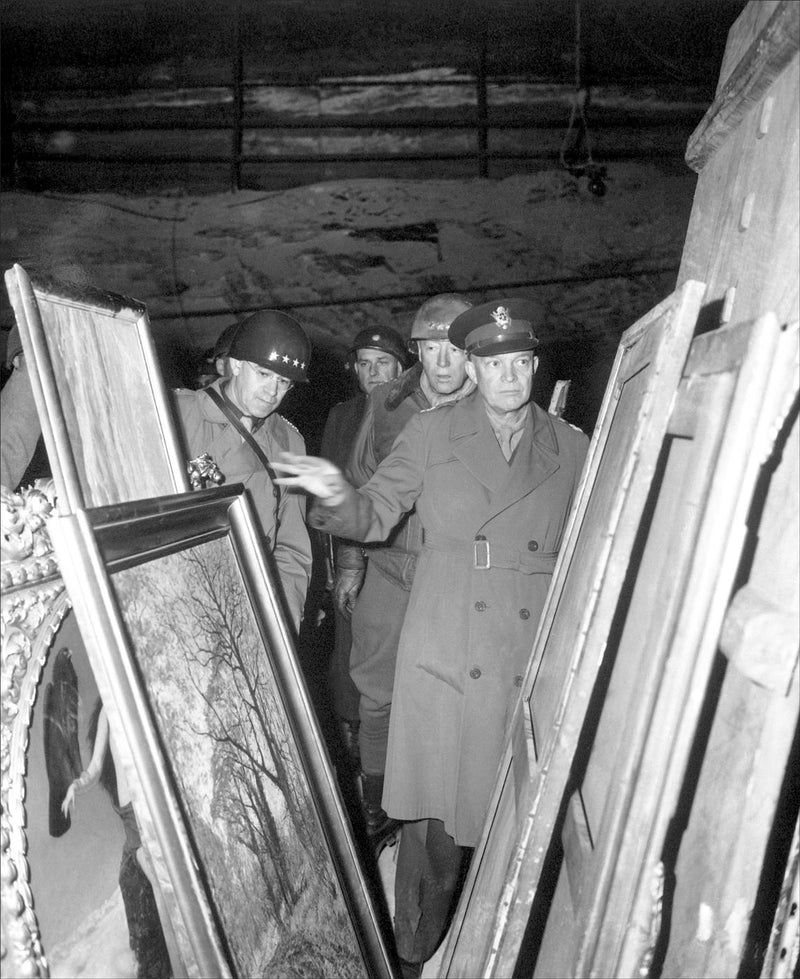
1, 482, 67, 979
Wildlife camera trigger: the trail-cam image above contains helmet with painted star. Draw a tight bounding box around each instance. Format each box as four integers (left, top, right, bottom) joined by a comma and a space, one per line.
347, 325, 408, 367
228, 309, 312, 383
449, 297, 542, 356
408, 293, 473, 345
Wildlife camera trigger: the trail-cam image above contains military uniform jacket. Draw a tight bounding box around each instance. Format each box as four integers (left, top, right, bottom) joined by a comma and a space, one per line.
174, 381, 312, 630
312, 390, 589, 845
318, 391, 369, 574
319, 391, 367, 471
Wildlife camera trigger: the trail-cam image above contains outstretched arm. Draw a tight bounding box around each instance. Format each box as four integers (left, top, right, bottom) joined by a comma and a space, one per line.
61, 706, 109, 817
278, 410, 428, 544
272, 453, 350, 504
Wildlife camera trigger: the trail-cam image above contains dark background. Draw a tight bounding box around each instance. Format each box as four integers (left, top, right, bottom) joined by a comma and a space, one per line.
1, 0, 748, 443
2, 0, 745, 88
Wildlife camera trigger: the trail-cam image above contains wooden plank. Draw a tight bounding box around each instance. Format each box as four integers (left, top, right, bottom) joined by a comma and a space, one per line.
678, 57, 799, 331
562, 791, 593, 912
574, 314, 798, 977
438, 280, 705, 979
660, 349, 799, 978
685, 1, 799, 172
717, 1, 782, 94
672, 3, 800, 971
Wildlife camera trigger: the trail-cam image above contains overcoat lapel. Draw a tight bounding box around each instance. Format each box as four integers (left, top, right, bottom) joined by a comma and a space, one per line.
450, 399, 561, 522
489, 405, 560, 518
450, 393, 507, 493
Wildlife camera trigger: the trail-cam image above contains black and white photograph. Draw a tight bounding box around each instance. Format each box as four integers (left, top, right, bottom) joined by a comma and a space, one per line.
1, 2, 797, 978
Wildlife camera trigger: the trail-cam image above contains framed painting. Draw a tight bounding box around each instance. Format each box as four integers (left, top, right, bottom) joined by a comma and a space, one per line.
559, 315, 798, 979
4, 262, 189, 512
47, 485, 396, 978
2, 478, 152, 979
438, 278, 707, 977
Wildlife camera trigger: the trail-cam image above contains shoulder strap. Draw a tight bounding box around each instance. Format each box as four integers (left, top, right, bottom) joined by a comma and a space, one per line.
205, 386, 281, 518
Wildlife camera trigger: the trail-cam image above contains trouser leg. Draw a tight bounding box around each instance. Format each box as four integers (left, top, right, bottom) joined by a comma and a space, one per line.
328, 604, 361, 770
394, 818, 468, 966
349, 564, 409, 777
329, 604, 360, 723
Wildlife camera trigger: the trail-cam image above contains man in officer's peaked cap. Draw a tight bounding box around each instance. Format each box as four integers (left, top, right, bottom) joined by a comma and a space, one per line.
273, 294, 588, 977
448, 296, 542, 355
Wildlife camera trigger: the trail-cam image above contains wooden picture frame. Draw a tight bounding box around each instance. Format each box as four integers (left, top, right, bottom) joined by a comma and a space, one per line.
4, 263, 188, 512
441, 307, 798, 977
559, 314, 798, 979
439, 279, 706, 977
46, 485, 396, 979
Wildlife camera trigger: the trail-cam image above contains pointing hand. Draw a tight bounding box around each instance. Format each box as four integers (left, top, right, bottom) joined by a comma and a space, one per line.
273, 453, 349, 505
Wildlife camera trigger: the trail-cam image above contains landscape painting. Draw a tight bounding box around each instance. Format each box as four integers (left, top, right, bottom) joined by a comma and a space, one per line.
48, 487, 393, 979
112, 538, 366, 976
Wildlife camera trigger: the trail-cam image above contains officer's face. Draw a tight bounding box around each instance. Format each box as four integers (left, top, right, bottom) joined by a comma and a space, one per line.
416, 339, 469, 395
466, 350, 537, 414
228, 358, 293, 418
353, 348, 403, 394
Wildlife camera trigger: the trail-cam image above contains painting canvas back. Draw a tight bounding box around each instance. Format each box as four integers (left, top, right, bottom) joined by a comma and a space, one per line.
4, 263, 187, 510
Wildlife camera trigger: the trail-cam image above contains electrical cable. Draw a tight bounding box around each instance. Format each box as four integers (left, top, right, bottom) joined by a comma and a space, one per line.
559, 0, 607, 196
611, 9, 694, 83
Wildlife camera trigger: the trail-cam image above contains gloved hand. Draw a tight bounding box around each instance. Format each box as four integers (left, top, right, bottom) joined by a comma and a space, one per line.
333, 567, 365, 617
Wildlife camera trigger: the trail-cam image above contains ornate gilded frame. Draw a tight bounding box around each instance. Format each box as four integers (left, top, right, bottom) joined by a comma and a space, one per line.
1, 481, 67, 978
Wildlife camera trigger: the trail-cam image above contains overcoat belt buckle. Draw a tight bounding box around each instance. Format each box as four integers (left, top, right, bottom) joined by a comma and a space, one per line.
474, 539, 491, 570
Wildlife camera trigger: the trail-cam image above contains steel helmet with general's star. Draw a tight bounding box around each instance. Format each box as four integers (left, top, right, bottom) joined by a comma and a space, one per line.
408, 293, 473, 345
228, 309, 312, 382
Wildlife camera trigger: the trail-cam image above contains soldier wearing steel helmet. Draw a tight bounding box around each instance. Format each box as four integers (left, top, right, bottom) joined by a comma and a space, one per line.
274, 297, 589, 977
174, 309, 313, 632
332, 294, 476, 849
317, 326, 408, 772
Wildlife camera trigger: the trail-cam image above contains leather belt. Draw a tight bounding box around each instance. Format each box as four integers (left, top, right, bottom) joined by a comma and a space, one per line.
422, 531, 557, 573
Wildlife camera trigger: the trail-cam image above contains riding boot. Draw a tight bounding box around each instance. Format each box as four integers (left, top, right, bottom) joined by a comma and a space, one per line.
361, 772, 400, 851
338, 717, 361, 772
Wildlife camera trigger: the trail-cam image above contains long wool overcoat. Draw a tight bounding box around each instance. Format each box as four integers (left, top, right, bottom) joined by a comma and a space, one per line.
312, 390, 588, 846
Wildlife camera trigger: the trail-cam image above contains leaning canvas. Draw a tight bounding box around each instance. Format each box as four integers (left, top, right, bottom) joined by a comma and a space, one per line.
4, 262, 188, 512
48, 485, 394, 978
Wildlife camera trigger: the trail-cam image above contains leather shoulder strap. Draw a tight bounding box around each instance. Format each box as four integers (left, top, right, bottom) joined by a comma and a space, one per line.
205, 387, 281, 513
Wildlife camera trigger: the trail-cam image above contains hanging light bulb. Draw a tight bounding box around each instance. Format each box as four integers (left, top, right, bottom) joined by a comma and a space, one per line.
587, 163, 607, 196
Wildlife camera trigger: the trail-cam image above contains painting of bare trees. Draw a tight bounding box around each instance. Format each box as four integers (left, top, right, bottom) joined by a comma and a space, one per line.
110, 537, 367, 977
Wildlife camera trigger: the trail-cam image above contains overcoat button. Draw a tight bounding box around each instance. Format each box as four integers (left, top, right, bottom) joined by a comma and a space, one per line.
474, 601, 487, 611
528, 540, 539, 551
469, 668, 482, 679
514, 675, 523, 687
519, 608, 530, 619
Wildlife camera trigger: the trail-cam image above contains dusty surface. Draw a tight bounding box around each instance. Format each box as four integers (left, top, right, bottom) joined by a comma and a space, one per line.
1, 161, 696, 436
